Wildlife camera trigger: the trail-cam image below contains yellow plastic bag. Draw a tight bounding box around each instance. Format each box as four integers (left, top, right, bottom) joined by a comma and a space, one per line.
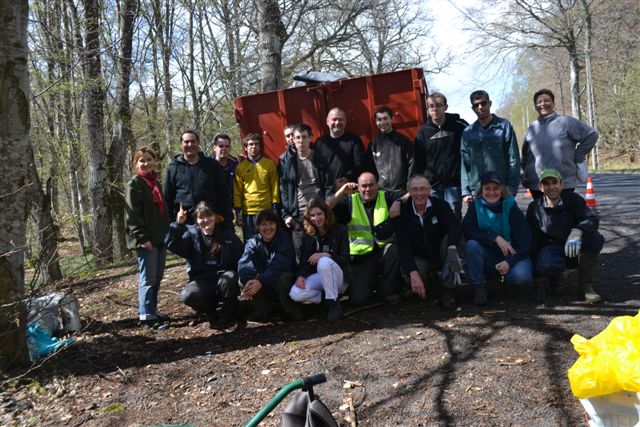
568, 311, 640, 398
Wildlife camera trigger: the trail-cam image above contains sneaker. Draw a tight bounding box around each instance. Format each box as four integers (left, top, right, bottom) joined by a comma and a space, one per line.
473, 286, 488, 306
326, 300, 343, 323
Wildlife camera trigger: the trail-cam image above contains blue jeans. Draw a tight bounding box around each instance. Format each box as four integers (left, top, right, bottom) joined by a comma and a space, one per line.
136, 246, 167, 320
534, 231, 604, 277
464, 239, 532, 286
431, 185, 462, 220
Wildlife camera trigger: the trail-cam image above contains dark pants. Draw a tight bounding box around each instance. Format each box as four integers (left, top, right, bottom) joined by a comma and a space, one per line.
349, 243, 400, 306
243, 271, 301, 318
534, 231, 604, 277
181, 271, 239, 318
242, 214, 258, 242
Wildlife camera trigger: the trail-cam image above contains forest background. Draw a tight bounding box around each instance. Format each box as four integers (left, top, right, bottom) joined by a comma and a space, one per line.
1, 0, 639, 368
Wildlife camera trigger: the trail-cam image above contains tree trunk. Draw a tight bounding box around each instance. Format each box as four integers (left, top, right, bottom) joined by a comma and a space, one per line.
83, 0, 112, 264
256, 0, 287, 92
581, 0, 598, 169
0, 0, 29, 370
27, 143, 63, 283
151, 0, 175, 155
569, 50, 581, 120
108, 0, 138, 260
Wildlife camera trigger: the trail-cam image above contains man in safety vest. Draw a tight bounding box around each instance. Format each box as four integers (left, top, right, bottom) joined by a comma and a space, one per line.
329, 172, 402, 306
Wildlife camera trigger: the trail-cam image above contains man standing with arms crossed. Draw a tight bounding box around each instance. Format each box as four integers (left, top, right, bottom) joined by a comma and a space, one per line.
314, 107, 367, 188
461, 90, 520, 203
415, 92, 469, 219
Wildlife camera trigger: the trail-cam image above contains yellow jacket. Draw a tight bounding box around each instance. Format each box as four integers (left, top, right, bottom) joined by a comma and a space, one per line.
233, 156, 280, 214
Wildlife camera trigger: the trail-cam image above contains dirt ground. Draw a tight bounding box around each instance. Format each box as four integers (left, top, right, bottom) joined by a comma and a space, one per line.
3, 177, 640, 426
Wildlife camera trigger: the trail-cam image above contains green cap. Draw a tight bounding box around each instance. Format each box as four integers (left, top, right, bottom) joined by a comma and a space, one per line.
539, 168, 563, 182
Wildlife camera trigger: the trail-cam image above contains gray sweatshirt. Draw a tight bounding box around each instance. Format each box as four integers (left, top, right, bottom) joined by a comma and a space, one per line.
521, 112, 597, 189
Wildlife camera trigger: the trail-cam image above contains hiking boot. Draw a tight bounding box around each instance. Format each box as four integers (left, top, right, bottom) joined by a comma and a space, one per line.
440, 288, 457, 309
473, 285, 487, 306
326, 299, 343, 323
533, 277, 550, 302
579, 253, 602, 304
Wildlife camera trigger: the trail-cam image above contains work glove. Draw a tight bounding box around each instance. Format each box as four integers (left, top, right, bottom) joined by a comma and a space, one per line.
446, 247, 463, 273
564, 228, 583, 258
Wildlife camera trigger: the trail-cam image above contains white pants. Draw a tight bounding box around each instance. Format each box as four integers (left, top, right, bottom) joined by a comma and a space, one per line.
289, 257, 344, 303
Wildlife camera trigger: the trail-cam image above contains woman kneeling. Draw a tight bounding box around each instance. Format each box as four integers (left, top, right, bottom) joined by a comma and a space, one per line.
166, 201, 243, 328
463, 172, 533, 305
289, 197, 349, 322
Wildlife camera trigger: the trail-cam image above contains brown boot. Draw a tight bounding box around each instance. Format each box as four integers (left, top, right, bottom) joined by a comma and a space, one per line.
579, 252, 602, 303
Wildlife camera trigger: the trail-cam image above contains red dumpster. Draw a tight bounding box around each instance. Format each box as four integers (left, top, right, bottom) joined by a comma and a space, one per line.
234, 68, 429, 161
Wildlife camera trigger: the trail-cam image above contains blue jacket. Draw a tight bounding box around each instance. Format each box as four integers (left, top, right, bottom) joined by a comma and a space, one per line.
166, 222, 243, 282
238, 229, 296, 285
461, 115, 520, 196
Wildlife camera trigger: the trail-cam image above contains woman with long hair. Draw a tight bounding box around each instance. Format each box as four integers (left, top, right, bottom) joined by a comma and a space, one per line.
289, 197, 349, 322
166, 201, 243, 329
125, 147, 170, 328
463, 171, 532, 305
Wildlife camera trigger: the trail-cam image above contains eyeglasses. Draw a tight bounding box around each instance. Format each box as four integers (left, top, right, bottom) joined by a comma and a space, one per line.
472, 100, 489, 109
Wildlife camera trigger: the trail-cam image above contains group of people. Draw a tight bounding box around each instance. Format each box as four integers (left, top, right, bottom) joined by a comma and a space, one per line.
124, 87, 603, 330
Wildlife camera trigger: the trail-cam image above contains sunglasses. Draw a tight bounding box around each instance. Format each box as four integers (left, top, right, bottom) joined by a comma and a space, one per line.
472, 100, 489, 109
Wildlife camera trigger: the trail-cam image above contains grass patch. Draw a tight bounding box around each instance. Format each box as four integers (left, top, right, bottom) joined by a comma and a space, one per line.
100, 403, 126, 414
27, 380, 46, 396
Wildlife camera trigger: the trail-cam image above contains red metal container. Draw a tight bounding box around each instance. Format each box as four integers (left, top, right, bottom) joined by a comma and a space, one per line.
234, 68, 428, 160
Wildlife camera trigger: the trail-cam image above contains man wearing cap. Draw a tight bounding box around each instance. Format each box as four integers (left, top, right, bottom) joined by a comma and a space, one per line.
526, 168, 604, 303
461, 90, 520, 203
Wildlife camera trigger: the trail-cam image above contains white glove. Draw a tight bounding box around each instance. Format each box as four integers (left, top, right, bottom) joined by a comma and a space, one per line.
565, 228, 583, 258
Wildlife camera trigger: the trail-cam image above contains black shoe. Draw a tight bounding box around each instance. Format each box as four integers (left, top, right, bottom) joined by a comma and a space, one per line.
247, 310, 269, 323
210, 316, 236, 330
326, 300, 343, 323
139, 319, 169, 330
473, 286, 488, 306
440, 289, 457, 309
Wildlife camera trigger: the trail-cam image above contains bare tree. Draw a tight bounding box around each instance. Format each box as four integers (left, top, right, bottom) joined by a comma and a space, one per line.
0, 0, 29, 369
108, 0, 139, 260
80, 0, 113, 264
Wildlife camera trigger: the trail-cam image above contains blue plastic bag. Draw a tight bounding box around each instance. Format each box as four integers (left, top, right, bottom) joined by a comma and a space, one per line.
26, 324, 73, 362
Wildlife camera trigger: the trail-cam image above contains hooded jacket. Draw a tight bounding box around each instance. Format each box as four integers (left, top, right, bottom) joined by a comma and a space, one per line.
278, 147, 335, 220
414, 113, 469, 187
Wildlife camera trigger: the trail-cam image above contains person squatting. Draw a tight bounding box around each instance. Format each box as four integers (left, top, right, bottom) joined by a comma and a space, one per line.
124, 89, 603, 330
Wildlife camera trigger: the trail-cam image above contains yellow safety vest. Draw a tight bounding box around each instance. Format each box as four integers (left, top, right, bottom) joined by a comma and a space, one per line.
348, 191, 389, 255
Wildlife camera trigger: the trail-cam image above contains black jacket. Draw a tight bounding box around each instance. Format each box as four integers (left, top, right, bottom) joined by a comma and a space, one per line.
396, 197, 461, 274
298, 223, 350, 278
165, 222, 243, 282
526, 192, 599, 255
313, 132, 366, 182
278, 148, 335, 220
163, 152, 231, 221
415, 113, 469, 187
367, 130, 415, 197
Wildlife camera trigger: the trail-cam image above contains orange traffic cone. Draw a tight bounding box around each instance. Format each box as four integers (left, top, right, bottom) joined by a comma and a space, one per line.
585, 176, 597, 207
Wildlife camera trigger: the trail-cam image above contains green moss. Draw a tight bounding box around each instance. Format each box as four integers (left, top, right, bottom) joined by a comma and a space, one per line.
100, 403, 126, 414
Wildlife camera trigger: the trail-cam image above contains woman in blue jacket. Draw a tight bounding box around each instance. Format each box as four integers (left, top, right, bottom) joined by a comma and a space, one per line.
166, 201, 243, 328
463, 172, 532, 305
238, 209, 302, 321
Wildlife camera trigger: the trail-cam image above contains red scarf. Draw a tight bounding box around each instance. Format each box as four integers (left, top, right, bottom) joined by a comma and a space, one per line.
137, 170, 165, 216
